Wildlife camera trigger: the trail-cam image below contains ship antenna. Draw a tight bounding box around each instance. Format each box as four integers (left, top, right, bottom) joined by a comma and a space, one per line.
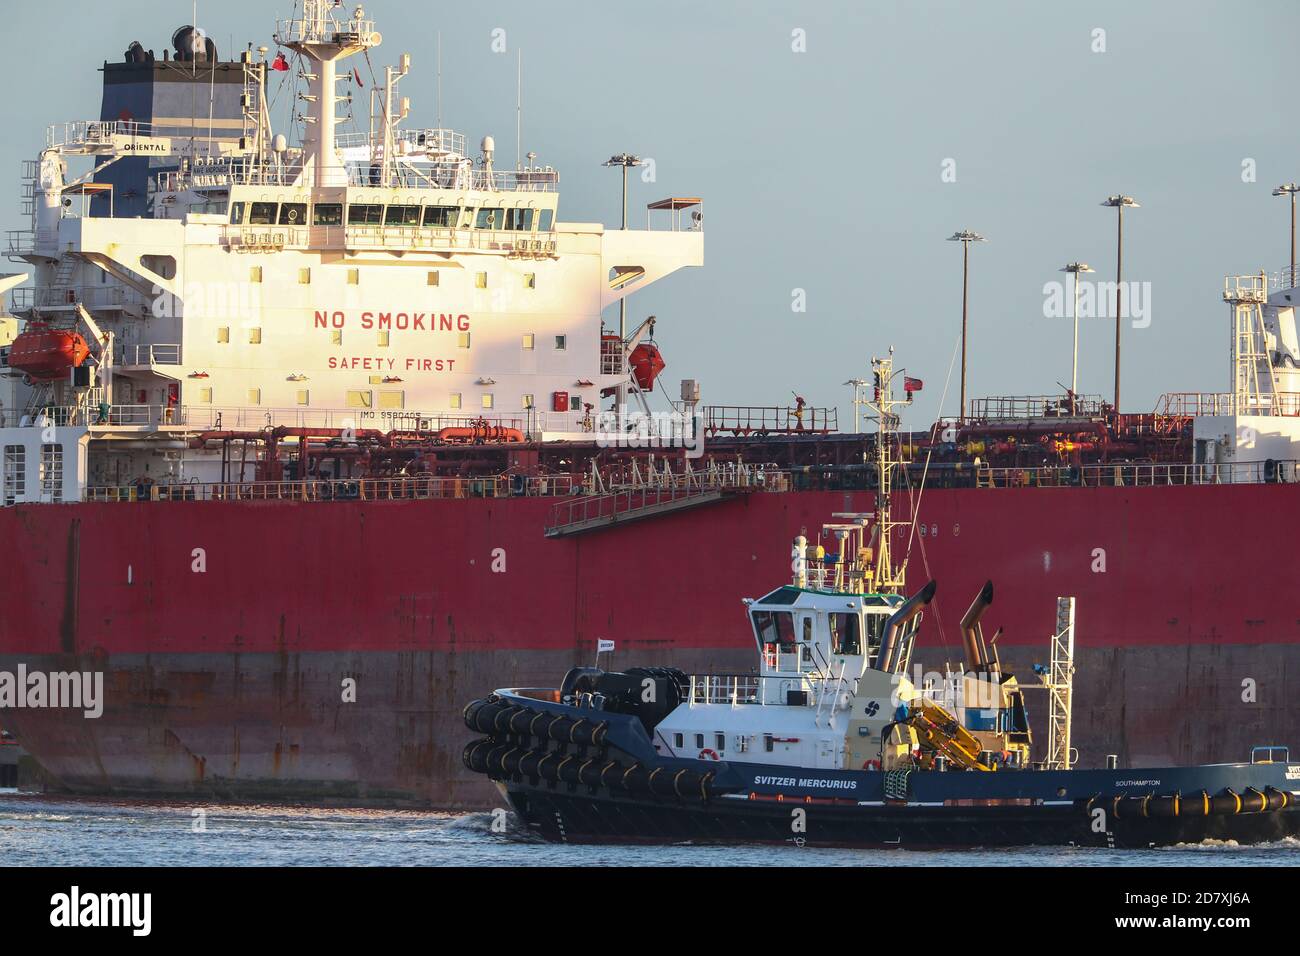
864, 350, 910, 594
516, 48, 522, 169
436, 31, 443, 129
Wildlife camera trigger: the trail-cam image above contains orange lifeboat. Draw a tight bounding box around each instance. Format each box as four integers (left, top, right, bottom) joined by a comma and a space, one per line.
8, 325, 91, 381
629, 342, 666, 391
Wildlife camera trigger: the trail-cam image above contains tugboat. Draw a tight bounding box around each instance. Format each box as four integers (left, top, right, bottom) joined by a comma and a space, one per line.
463, 355, 1300, 848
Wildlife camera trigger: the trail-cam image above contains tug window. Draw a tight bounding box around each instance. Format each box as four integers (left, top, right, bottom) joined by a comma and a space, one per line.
249, 202, 277, 225
278, 203, 307, 225
673, 733, 683, 749
314, 203, 343, 226
695, 734, 704, 750
385, 205, 420, 226
715, 733, 726, 751
752, 610, 796, 646
828, 613, 862, 656
347, 204, 384, 225
423, 205, 457, 227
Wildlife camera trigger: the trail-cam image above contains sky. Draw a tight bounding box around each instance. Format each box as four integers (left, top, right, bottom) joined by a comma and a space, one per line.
5, 0, 1298, 427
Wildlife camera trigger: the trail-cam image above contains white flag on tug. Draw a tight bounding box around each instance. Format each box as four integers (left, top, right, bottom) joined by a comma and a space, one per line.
597, 639, 616, 654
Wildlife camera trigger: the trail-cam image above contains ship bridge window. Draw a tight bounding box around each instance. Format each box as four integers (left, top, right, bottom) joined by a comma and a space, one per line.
314, 203, 343, 226
278, 203, 307, 225
539, 209, 554, 232
753, 610, 796, 646
864, 613, 888, 657
503, 208, 533, 231
828, 613, 861, 656
476, 208, 504, 229
347, 204, 384, 225
229, 201, 245, 224
423, 205, 458, 227
249, 202, 277, 225
385, 205, 421, 226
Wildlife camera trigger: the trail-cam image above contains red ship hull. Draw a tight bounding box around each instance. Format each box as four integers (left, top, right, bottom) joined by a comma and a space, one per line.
0, 484, 1295, 807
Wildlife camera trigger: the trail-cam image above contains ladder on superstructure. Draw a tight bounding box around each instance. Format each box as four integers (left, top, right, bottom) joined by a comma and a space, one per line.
1225, 273, 1279, 416
1043, 596, 1076, 771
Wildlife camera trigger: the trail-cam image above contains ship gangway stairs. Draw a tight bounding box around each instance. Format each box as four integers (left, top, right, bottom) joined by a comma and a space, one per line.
544, 484, 732, 538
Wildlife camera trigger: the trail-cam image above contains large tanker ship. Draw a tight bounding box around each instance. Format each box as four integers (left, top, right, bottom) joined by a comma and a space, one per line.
0, 4, 1297, 808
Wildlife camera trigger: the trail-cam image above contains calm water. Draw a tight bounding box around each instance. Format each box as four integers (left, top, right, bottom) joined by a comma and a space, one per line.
2, 789, 1297, 867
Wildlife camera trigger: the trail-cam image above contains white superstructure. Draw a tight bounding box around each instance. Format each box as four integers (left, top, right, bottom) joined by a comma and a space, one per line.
0, 2, 702, 503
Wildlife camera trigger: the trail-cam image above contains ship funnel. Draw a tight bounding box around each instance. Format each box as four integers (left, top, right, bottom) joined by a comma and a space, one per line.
960, 580, 994, 671
874, 579, 936, 673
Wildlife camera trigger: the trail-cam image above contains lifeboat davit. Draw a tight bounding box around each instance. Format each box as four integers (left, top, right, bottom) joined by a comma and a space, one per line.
8, 326, 91, 381
629, 342, 666, 391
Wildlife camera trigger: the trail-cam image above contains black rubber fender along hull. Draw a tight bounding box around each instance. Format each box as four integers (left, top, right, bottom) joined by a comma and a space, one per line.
500, 786, 1300, 849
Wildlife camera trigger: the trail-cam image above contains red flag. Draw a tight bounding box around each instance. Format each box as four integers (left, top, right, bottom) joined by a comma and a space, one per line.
271, 52, 290, 72
904, 377, 924, 393
352, 67, 364, 87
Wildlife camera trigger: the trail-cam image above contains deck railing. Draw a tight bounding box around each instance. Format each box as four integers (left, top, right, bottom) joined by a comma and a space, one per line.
974, 459, 1300, 488
86, 473, 577, 504
686, 672, 855, 709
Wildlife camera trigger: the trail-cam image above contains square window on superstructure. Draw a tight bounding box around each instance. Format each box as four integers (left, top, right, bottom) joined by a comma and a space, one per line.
522, 333, 534, 350
347, 268, 360, 285
298, 268, 311, 285
481, 393, 494, 410
673, 733, 684, 749
229, 201, 245, 225
377, 330, 390, 347
523, 273, 535, 289
427, 270, 440, 287
475, 272, 488, 289
279, 203, 307, 226
423, 205, 457, 227
198, 387, 213, 404
521, 394, 534, 410
331, 329, 343, 345
247, 389, 261, 405
347, 390, 373, 409
449, 392, 462, 410
695, 734, 704, 750
385, 205, 420, 226
217, 327, 230, 344
539, 209, 554, 232
249, 328, 263, 344
296, 390, 310, 406
314, 203, 343, 226
554, 335, 566, 350
379, 391, 404, 410
457, 332, 471, 349
347, 204, 384, 225
249, 266, 262, 283
475, 208, 503, 230
249, 202, 277, 225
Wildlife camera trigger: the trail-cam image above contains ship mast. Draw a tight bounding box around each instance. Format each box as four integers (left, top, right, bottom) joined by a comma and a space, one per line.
863, 351, 912, 594
275, 1, 381, 188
